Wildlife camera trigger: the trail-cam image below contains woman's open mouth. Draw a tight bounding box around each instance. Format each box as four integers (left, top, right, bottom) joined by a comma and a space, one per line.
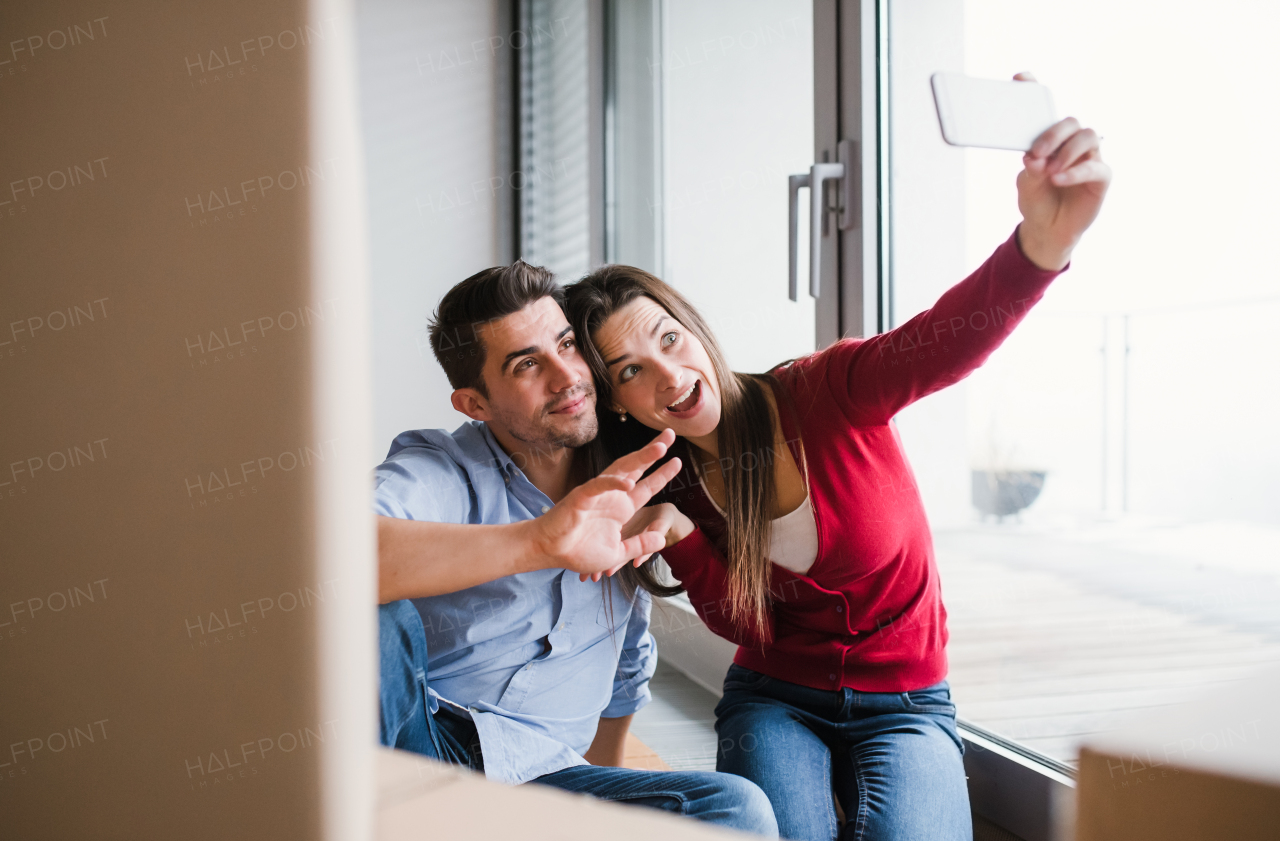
665, 379, 702, 417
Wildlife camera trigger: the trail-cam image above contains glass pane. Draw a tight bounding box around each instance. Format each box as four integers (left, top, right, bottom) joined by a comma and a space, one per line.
614, 0, 816, 370
892, 0, 1280, 764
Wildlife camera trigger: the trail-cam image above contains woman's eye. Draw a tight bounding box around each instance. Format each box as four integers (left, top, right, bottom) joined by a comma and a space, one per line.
620, 364, 640, 382
662, 331, 678, 347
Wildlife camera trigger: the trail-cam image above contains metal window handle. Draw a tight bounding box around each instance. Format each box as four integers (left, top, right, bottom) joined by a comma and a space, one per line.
787, 173, 810, 301
788, 162, 846, 301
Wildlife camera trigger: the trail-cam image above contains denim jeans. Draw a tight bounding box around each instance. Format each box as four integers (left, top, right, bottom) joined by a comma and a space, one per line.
379, 600, 779, 837
715, 664, 971, 841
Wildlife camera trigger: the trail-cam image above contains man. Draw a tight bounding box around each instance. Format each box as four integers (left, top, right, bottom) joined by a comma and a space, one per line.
374, 261, 777, 835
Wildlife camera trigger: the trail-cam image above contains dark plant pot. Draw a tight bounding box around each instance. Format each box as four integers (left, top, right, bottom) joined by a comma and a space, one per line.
971, 470, 1046, 519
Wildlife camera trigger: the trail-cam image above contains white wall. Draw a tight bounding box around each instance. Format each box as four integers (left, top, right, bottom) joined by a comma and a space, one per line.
355, 0, 505, 465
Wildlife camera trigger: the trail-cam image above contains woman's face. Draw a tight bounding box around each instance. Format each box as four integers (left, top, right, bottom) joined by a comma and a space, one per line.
592, 296, 722, 441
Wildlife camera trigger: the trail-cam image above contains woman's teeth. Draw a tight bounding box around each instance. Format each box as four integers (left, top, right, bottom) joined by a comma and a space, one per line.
667, 381, 698, 412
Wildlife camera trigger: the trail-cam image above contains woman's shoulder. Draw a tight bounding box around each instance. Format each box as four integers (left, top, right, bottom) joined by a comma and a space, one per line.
768, 338, 868, 408
771, 338, 867, 378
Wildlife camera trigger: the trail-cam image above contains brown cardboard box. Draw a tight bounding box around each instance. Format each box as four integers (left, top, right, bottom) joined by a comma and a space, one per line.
1075, 665, 1280, 840
0, 1, 374, 837
375, 748, 746, 841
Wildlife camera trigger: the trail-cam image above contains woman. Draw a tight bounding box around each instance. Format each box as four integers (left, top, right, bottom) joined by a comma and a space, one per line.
566, 109, 1109, 841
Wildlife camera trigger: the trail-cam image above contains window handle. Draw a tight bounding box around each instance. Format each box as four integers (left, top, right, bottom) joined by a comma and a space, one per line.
807, 162, 845, 299
787, 173, 810, 302
788, 160, 847, 301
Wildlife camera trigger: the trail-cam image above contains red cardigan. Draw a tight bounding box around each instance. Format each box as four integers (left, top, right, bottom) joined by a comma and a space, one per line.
658, 228, 1065, 693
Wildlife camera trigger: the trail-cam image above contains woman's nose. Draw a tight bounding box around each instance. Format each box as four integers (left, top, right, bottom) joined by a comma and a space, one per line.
652, 357, 681, 391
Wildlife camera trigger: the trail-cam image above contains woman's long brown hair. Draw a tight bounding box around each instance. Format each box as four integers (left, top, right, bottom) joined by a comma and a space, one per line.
566, 266, 784, 641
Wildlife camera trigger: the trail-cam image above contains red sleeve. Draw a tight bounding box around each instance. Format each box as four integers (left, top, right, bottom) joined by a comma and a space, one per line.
660, 528, 773, 649
823, 226, 1065, 427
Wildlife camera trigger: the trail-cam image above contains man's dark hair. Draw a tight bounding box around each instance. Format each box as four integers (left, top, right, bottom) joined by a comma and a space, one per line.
428, 260, 564, 396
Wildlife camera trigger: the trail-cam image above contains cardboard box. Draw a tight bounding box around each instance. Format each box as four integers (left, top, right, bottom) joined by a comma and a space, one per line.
1075, 665, 1280, 840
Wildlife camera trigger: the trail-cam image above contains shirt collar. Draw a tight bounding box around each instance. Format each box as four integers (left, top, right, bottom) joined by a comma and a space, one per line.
476, 421, 519, 477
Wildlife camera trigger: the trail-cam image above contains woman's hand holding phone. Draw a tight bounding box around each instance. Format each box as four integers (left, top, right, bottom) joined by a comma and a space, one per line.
1013, 72, 1112, 271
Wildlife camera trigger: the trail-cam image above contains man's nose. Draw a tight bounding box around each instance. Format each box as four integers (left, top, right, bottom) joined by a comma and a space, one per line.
547, 353, 581, 391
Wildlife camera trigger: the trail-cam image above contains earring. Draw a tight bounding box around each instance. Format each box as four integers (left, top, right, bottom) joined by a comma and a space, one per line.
618, 412, 627, 423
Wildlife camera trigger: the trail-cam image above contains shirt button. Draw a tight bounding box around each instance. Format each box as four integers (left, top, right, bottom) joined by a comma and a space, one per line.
541, 505, 550, 514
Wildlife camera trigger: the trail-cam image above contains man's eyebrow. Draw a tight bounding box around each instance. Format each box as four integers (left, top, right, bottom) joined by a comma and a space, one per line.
501, 345, 538, 373
605, 316, 666, 368
501, 327, 572, 374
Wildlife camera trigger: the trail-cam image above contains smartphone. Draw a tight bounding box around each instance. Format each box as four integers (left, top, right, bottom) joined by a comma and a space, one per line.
931, 72, 1057, 151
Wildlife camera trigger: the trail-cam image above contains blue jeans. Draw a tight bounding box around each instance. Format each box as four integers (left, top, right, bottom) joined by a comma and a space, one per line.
379, 600, 778, 836
715, 664, 971, 841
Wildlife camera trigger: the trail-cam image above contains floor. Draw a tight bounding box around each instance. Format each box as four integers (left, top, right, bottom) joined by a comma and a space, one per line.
631, 661, 720, 772
936, 519, 1280, 764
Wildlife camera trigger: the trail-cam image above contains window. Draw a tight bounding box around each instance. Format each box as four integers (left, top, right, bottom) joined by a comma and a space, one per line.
891, 0, 1280, 765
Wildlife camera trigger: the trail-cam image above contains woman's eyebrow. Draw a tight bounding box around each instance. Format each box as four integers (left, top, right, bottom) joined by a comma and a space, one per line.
605, 314, 667, 368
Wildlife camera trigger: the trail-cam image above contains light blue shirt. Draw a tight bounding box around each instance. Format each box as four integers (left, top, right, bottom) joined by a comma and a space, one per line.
372, 421, 656, 785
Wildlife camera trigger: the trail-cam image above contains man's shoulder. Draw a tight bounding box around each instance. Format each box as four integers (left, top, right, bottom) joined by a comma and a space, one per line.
382, 421, 493, 467
372, 422, 497, 521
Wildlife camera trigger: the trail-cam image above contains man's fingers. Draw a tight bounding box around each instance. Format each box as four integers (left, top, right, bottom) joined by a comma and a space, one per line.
630, 456, 683, 506
1029, 117, 1081, 161
600, 429, 676, 484
575, 473, 635, 501
1013, 71, 1038, 82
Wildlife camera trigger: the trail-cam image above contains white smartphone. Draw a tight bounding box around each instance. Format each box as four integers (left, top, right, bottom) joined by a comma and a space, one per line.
931, 72, 1057, 151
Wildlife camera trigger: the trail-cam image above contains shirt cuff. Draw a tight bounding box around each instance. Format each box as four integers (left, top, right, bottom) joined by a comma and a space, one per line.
601, 682, 652, 719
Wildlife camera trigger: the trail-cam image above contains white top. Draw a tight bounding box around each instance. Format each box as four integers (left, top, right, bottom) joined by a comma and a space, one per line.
697, 473, 820, 576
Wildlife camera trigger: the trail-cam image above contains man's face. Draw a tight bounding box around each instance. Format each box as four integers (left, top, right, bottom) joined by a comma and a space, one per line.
467, 296, 597, 452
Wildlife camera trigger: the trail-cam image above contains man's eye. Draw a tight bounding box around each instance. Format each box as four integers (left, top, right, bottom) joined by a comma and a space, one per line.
562, 338, 575, 349
517, 358, 535, 371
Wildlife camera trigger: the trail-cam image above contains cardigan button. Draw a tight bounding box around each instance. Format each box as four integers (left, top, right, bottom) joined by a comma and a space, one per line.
828, 673, 837, 681
836, 605, 844, 613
